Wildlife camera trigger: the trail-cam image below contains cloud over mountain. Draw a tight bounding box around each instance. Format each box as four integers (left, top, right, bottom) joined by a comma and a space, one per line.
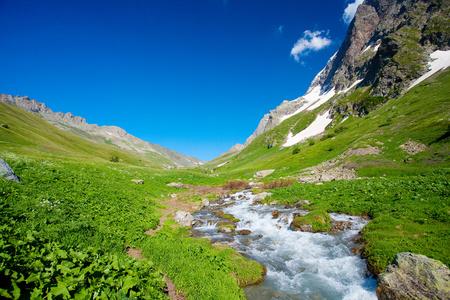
343, 0, 364, 24
290, 30, 332, 61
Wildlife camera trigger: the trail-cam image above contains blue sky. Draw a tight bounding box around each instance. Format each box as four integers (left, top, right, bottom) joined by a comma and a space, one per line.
0, 0, 362, 161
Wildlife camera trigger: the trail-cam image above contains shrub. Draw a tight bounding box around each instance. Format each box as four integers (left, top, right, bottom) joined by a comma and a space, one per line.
222, 180, 251, 191
110, 155, 119, 163
292, 147, 300, 155
320, 133, 336, 141
308, 139, 315, 146
1, 124, 9, 129
334, 126, 347, 134
262, 179, 295, 189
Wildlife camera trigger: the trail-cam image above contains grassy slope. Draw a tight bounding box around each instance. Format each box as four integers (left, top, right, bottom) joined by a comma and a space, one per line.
213, 69, 450, 179
0, 102, 172, 167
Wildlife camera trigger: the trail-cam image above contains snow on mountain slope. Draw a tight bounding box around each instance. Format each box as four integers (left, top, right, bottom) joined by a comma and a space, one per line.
409, 50, 450, 90
283, 110, 333, 147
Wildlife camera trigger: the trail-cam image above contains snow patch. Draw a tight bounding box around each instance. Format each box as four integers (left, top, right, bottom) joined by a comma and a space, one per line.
305, 88, 336, 111
216, 161, 229, 168
409, 50, 450, 90
373, 44, 380, 52
362, 44, 373, 53
283, 111, 333, 147
341, 79, 363, 94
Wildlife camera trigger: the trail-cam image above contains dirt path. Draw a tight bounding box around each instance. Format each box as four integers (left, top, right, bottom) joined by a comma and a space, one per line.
127, 185, 234, 300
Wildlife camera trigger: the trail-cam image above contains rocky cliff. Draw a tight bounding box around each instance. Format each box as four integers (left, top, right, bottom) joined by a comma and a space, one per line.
244, 0, 449, 147
0, 94, 202, 167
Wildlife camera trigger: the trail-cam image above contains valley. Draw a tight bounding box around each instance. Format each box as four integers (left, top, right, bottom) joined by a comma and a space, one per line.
1, 0, 449, 299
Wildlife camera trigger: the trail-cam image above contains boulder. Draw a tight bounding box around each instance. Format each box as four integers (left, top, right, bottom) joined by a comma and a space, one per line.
0, 159, 22, 183
218, 225, 235, 233
253, 192, 272, 202
166, 182, 184, 188
319, 172, 334, 182
237, 229, 252, 235
272, 210, 281, 219
201, 198, 210, 207
174, 211, 194, 227
254, 169, 275, 179
290, 223, 313, 232
290, 210, 331, 233
377, 252, 450, 300
295, 200, 310, 208
131, 179, 144, 184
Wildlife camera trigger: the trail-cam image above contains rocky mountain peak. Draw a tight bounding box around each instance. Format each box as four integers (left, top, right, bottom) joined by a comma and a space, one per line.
0, 94, 202, 167
242, 0, 449, 148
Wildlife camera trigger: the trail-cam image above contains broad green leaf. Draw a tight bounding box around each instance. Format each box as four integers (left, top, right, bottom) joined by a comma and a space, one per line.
121, 275, 135, 294
26, 273, 39, 284
0, 288, 12, 299
50, 282, 70, 298
57, 249, 68, 259
11, 281, 20, 300
73, 289, 89, 300
111, 255, 119, 270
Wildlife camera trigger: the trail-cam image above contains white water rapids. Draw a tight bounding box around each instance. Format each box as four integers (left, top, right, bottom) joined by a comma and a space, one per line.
191, 190, 377, 300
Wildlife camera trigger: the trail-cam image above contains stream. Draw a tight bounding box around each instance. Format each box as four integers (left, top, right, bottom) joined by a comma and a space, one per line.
191, 190, 378, 300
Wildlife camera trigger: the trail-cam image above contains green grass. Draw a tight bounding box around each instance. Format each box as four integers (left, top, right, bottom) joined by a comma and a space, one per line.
142, 224, 263, 300
0, 154, 255, 299
263, 171, 450, 274
291, 210, 331, 232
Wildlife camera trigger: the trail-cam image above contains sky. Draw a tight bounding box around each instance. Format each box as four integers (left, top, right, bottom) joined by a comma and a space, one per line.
0, 0, 363, 161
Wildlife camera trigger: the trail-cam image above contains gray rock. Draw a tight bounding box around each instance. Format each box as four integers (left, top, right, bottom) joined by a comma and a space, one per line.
377, 252, 450, 300
296, 200, 310, 208
0, 159, 22, 183
253, 192, 272, 202
254, 169, 275, 179
174, 211, 194, 227
131, 179, 144, 184
290, 223, 313, 233
166, 182, 184, 188
201, 198, 210, 207
218, 226, 234, 233
237, 229, 252, 235
319, 172, 334, 182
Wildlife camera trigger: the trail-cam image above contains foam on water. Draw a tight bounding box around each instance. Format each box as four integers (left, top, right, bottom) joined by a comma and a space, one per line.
192, 191, 377, 300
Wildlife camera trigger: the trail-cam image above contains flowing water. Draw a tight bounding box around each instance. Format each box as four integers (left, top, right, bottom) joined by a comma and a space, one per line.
191, 190, 377, 300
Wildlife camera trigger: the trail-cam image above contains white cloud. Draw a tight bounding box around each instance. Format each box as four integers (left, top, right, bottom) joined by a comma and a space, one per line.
290, 30, 332, 61
278, 25, 284, 33
343, 0, 364, 24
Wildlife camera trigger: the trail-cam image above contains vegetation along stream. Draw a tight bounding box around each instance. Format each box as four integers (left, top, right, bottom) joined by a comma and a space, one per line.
191, 190, 377, 300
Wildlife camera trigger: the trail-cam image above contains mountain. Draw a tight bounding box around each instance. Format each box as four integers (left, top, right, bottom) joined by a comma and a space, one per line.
211, 0, 449, 178
243, 0, 449, 148
0, 94, 202, 167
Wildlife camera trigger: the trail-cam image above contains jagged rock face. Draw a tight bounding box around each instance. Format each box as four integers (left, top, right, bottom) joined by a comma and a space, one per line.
320, 0, 450, 97
243, 0, 449, 147
0, 94, 202, 167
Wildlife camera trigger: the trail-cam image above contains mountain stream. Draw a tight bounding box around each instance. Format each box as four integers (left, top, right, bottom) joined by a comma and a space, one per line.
191, 190, 377, 300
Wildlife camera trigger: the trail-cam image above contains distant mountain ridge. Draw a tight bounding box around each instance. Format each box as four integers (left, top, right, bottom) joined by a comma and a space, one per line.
0, 94, 202, 167
243, 0, 449, 148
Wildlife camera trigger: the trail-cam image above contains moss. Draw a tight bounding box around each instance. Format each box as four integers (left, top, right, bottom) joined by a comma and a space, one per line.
220, 214, 240, 222
291, 210, 331, 232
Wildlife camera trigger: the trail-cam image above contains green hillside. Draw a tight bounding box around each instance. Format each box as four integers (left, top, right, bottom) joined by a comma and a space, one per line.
0, 102, 173, 167
210, 68, 450, 179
